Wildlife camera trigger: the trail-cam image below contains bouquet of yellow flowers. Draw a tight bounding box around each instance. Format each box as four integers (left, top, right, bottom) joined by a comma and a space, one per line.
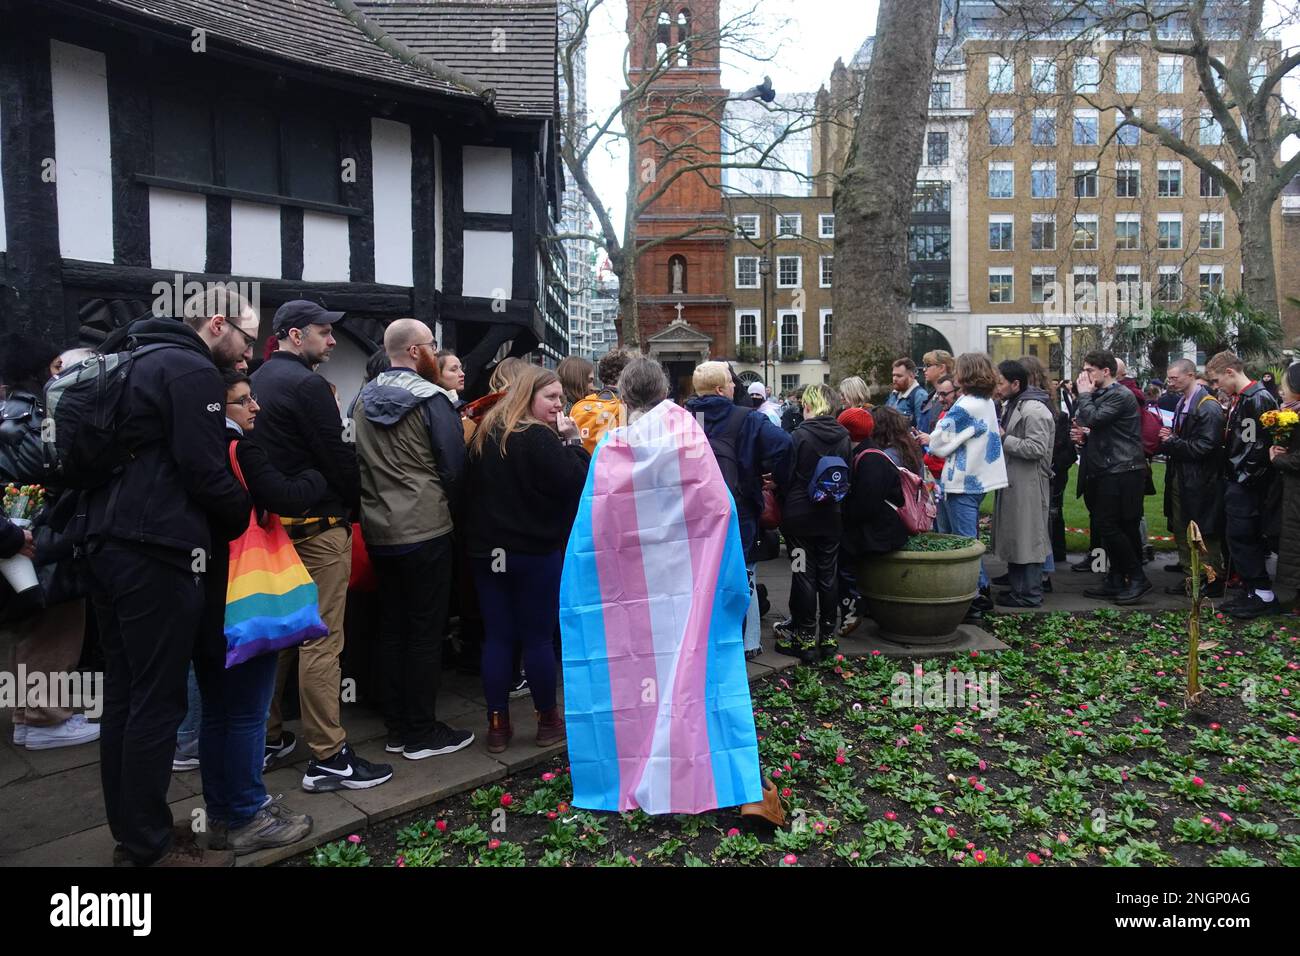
1260, 409, 1299, 446
2, 483, 46, 524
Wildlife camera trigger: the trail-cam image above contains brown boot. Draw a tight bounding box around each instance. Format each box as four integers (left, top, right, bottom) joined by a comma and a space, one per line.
150, 843, 236, 867
486, 711, 512, 754
536, 707, 566, 747
739, 779, 786, 829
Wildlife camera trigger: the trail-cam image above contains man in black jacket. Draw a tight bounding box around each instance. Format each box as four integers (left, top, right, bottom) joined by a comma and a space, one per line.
251, 301, 390, 792
1158, 358, 1226, 596
1206, 351, 1279, 618
1073, 350, 1150, 604
83, 293, 253, 867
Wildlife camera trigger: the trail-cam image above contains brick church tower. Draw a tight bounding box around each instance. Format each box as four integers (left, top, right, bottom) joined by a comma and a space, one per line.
625, 2, 731, 398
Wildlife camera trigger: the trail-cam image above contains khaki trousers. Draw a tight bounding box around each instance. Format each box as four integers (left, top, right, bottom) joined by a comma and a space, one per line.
7, 599, 87, 726
266, 526, 350, 760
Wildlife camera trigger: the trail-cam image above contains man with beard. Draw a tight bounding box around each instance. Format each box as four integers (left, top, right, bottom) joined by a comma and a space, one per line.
353, 320, 473, 759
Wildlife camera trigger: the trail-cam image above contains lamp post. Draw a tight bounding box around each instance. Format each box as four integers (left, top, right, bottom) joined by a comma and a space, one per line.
759, 254, 771, 392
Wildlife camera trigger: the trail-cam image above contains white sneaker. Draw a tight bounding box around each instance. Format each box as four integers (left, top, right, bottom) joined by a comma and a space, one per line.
12, 724, 27, 746
24, 715, 101, 751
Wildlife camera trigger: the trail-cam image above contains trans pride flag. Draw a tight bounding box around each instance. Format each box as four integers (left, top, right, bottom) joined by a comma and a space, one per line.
560, 400, 763, 814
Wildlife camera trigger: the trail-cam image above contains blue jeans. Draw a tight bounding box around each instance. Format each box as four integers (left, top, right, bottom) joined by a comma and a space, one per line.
195, 651, 279, 827
941, 492, 988, 590
175, 666, 201, 760
473, 551, 562, 714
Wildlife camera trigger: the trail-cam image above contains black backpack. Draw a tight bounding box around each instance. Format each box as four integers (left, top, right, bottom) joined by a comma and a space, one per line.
703, 405, 752, 506
43, 344, 171, 489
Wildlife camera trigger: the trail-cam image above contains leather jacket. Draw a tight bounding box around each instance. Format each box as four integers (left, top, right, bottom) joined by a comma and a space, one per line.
1073, 382, 1145, 477
1225, 380, 1277, 488
0, 388, 51, 486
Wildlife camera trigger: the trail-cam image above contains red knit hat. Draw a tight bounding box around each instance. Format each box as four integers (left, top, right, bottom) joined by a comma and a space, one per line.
838, 407, 875, 443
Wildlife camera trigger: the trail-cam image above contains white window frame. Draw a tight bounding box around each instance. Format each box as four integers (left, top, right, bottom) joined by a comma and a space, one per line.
1030, 161, 1056, 198
776, 214, 802, 239
734, 214, 760, 239
1115, 108, 1140, 146
1072, 266, 1100, 306
1157, 160, 1183, 197
1030, 213, 1056, 251
1030, 266, 1057, 304
1114, 212, 1141, 250
776, 255, 802, 289
1158, 108, 1183, 137
989, 267, 1014, 304
988, 161, 1014, 199
988, 54, 1013, 93
1116, 56, 1142, 94
1031, 56, 1055, 92
1031, 109, 1056, 146
1116, 265, 1141, 306
819, 255, 833, 288
735, 310, 760, 346
1074, 56, 1100, 93
1073, 161, 1099, 198
988, 214, 1014, 251
819, 309, 833, 358
1158, 56, 1184, 93
1199, 264, 1224, 293
1199, 212, 1225, 250
1115, 160, 1141, 198
776, 309, 804, 358
1200, 160, 1225, 198
1073, 109, 1099, 146
1157, 212, 1183, 249
1157, 265, 1183, 302
989, 109, 1015, 146
1199, 109, 1223, 145
734, 256, 760, 289
1072, 213, 1099, 250
818, 214, 835, 238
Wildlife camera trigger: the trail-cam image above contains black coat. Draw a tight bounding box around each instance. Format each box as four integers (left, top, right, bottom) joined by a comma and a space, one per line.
1161, 389, 1226, 536
1074, 383, 1145, 481
1225, 381, 1277, 491
81, 319, 250, 565
1266, 419, 1300, 594
250, 351, 360, 522
0, 388, 51, 487
779, 416, 852, 539
0, 515, 23, 559
842, 441, 907, 559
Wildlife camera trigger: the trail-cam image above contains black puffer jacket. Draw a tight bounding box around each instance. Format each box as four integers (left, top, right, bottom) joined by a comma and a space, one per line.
779, 416, 852, 538
1074, 383, 1145, 480
1224, 381, 1277, 489
81, 319, 250, 564
0, 389, 50, 487
1161, 388, 1226, 535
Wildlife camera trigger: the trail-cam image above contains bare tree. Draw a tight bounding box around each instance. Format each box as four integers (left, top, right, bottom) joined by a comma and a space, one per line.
556, 0, 824, 349
830, 0, 948, 387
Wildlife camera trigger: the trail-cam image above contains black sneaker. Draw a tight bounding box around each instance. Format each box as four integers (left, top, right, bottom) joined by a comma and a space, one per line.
1226, 594, 1280, 620
263, 731, 296, 771
509, 676, 530, 699
403, 723, 475, 760
302, 743, 394, 792
384, 732, 404, 754
991, 573, 1011, 586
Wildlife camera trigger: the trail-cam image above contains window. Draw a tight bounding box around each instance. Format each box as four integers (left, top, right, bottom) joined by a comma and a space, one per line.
989, 215, 1014, 251
735, 256, 759, 289
927, 131, 949, 166
989, 110, 1014, 146
1074, 162, 1098, 198
1158, 108, 1183, 138
1116, 266, 1141, 307
737, 311, 758, 347
1031, 162, 1056, 198
1157, 161, 1182, 197
1116, 56, 1142, 93
989, 268, 1014, 304
1115, 213, 1140, 250
1031, 267, 1057, 304
283, 114, 341, 204
909, 224, 951, 261
1199, 109, 1223, 145
1116, 109, 1140, 146
1116, 162, 1140, 198
777, 256, 801, 288
1249, 58, 1267, 94
780, 374, 800, 394
1157, 213, 1182, 249
1199, 213, 1224, 249
1072, 214, 1098, 250
778, 312, 801, 358
1073, 109, 1099, 145
1200, 163, 1224, 197
1031, 109, 1056, 146
1075, 56, 1100, 93
819, 214, 835, 238
913, 181, 951, 212
1157, 56, 1183, 93
777, 214, 801, 238
819, 255, 834, 288
1158, 266, 1183, 302
1031, 57, 1055, 92
734, 214, 760, 239
1199, 266, 1224, 294
989, 54, 1013, 93
1030, 214, 1056, 250
988, 162, 1014, 199
910, 274, 951, 308
820, 310, 833, 358
930, 82, 952, 109
1073, 267, 1099, 306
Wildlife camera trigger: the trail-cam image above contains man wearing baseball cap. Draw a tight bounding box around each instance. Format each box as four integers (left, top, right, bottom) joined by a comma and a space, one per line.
251, 301, 392, 792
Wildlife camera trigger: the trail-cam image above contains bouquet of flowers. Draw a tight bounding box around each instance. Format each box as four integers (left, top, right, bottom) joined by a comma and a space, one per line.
2, 483, 46, 526
1260, 409, 1300, 447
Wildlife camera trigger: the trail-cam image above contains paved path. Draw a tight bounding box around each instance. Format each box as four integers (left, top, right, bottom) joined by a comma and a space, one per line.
0, 550, 1227, 866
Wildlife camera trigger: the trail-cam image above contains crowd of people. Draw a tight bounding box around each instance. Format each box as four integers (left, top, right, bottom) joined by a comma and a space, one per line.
2, 297, 1298, 862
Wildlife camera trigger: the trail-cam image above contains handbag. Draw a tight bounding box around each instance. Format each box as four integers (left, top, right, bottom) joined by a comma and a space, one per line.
223, 441, 328, 668
759, 475, 781, 530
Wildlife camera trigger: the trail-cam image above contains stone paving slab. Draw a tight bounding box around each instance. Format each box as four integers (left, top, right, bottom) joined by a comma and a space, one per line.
238, 767, 370, 867
2, 793, 207, 868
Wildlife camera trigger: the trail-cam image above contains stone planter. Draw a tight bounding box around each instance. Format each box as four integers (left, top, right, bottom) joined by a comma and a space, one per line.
858, 535, 985, 644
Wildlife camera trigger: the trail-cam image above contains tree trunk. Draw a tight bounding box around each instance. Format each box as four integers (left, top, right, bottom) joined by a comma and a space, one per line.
830, 0, 944, 395
1233, 189, 1280, 323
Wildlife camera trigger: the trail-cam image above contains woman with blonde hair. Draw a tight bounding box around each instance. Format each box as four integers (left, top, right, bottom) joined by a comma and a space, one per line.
466, 366, 591, 753
838, 376, 872, 411
461, 356, 526, 442
918, 350, 956, 432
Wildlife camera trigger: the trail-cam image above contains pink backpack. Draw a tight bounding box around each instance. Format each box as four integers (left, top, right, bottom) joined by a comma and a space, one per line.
853, 448, 937, 534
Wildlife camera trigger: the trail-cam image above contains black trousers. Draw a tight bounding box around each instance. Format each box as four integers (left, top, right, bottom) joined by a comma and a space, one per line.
1049, 483, 1068, 562
90, 542, 204, 865
786, 534, 839, 636
1091, 471, 1145, 578
1224, 482, 1271, 590
372, 535, 453, 743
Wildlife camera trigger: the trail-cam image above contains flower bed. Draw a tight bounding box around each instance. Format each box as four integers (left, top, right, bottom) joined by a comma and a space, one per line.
292, 609, 1300, 868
